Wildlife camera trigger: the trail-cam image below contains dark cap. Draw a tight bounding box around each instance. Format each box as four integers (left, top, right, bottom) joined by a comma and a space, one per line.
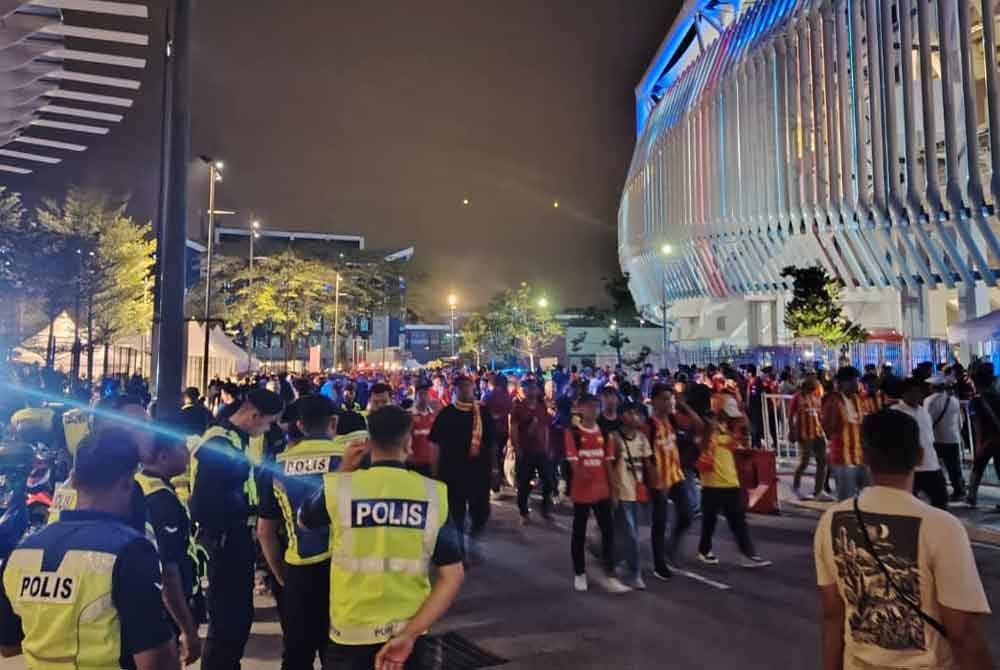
245, 388, 284, 416
621, 399, 646, 415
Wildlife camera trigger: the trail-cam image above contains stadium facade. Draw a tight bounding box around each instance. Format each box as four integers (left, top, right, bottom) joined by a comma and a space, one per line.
619, 0, 1000, 352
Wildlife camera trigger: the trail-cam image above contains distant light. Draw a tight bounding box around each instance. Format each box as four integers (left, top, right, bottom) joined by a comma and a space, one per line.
553, 201, 559, 209
661, 243, 674, 256
537, 297, 548, 308
253, 232, 260, 239
214, 161, 224, 170
462, 198, 469, 206
252, 220, 260, 229
448, 293, 458, 308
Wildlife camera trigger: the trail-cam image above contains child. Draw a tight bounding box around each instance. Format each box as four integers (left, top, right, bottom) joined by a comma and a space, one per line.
611, 401, 654, 589
565, 394, 631, 593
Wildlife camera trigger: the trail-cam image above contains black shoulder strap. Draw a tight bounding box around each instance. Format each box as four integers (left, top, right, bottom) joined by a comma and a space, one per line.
851, 496, 949, 639
932, 396, 951, 429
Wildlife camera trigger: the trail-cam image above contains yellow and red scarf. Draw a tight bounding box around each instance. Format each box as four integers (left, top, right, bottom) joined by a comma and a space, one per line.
651, 416, 684, 490
454, 400, 483, 457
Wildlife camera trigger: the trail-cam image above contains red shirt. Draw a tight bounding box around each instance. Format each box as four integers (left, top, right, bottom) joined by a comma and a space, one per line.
511, 399, 550, 456
564, 424, 613, 504
409, 410, 437, 465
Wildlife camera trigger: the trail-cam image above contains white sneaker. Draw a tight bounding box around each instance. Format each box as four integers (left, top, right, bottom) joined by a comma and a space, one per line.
739, 555, 772, 569
815, 492, 835, 502
626, 576, 646, 591
602, 575, 633, 594
574, 574, 588, 592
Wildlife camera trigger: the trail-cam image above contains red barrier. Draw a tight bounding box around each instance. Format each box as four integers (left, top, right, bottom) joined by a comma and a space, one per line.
734, 449, 780, 515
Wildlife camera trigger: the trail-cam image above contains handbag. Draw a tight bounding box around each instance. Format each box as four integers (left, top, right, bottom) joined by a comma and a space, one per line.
851, 496, 948, 639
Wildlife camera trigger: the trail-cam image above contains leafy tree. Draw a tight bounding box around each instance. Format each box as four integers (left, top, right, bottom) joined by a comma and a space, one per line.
224, 251, 338, 363
459, 314, 491, 368
569, 330, 588, 354
0, 188, 31, 358
89, 219, 156, 376
602, 322, 630, 366
488, 284, 563, 371
781, 266, 868, 348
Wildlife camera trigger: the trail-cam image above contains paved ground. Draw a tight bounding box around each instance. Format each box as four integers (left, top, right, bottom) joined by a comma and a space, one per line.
230, 481, 1000, 670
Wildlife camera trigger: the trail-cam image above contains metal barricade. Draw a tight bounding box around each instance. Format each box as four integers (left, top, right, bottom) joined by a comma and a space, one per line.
761, 393, 796, 461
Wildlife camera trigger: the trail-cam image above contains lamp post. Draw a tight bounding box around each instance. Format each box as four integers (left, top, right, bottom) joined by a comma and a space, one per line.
332, 272, 342, 370
200, 157, 223, 393
246, 218, 260, 371
448, 293, 458, 358
660, 243, 673, 361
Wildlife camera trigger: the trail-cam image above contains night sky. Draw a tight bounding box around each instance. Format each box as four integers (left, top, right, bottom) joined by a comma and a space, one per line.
6, 1, 679, 314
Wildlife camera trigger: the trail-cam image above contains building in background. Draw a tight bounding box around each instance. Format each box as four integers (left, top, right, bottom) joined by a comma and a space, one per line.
620, 0, 1000, 360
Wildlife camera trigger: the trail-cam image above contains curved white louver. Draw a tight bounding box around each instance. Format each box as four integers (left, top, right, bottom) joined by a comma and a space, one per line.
0, 0, 148, 175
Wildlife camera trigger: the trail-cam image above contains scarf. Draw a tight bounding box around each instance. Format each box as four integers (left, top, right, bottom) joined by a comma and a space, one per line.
651, 416, 684, 490
453, 400, 482, 457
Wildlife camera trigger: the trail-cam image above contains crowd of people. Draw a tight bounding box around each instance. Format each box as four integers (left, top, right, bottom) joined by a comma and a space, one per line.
0, 353, 997, 668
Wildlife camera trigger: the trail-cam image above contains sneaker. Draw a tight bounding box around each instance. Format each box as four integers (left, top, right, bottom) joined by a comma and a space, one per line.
739, 555, 773, 569
519, 514, 530, 527
697, 552, 719, 565
573, 574, 588, 592
801, 492, 816, 501
653, 566, 673, 581
602, 575, 633, 594
814, 492, 835, 502
625, 576, 647, 591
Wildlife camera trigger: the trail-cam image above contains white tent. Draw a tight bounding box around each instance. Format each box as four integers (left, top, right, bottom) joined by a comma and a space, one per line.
183, 322, 260, 384
947, 309, 1000, 343
13, 311, 152, 376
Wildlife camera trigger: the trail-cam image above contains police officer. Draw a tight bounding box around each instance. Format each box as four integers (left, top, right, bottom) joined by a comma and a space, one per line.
299, 405, 465, 670
136, 435, 202, 665
258, 394, 343, 670
190, 388, 283, 670
0, 429, 177, 670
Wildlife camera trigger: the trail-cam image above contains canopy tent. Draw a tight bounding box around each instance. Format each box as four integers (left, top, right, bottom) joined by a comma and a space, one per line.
184, 322, 261, 377
947, 309, 1000, 343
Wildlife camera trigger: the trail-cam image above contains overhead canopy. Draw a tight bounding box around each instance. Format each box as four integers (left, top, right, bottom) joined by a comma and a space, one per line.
947, 309, 1000, 343
186, 322, 260, 373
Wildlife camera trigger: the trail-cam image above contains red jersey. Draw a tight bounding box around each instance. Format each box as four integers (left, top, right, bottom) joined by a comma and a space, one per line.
564, 424, 614, 504
409, 410, 437, 465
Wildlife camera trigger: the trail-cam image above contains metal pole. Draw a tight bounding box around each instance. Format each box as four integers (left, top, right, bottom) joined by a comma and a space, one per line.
333, 273, 341, 370
661, 267, 668, 359
201, 165, 216, 393
450, 305, 456, 357
247, 224, 254, 373
153, 0, 188, 422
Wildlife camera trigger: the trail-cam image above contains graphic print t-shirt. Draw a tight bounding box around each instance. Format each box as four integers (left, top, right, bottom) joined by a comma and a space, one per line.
564, 425, 614, 504
813, 486, 991, 670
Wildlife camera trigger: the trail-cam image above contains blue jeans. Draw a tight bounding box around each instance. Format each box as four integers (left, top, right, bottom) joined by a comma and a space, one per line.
682, 467, 700, 515
832, 464, 869, 501
618, 501, 641, 581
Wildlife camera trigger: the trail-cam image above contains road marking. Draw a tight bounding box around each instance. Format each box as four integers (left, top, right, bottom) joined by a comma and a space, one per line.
673, 568, 731, 591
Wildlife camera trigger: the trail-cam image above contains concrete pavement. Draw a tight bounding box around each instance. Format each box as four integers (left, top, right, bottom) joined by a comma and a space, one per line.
225, 488, 1000, 670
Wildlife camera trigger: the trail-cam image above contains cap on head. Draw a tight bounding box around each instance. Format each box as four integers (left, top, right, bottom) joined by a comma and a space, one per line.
245, 388, 284, 416
721, 396, 742, 418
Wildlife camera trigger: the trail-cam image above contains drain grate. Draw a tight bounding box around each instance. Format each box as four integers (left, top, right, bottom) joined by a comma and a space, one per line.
418, 632, 508, 669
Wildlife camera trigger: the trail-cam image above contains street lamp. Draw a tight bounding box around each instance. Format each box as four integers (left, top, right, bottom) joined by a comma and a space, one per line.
200, 156, 224, 393
660, 243, 674, 360
247, 218, 261, 370
447, 293, 458, 358
537, 296, 549, 309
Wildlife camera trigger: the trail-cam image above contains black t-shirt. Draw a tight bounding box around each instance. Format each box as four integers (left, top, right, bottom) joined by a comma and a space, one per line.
189, 421, 251, 535
428, 405, 494, 484
336, 410, 367, 435
299, 462, 463, 566
143, 477, 193, 591
597, 414, 623, 439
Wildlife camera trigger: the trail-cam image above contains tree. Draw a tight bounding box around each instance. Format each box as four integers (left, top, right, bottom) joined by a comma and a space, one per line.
224, 251, 339, 363
459, 314, 491, 368
782, 265, 868, 348
488, 284, 563, 371
602, 322, 630, 366
0, 188, 31, 359
89, 218, 156, 376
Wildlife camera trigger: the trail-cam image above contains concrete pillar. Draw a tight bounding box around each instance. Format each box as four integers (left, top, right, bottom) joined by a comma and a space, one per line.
958, 281, 991, 362
747, 301, 762, 347
899, 283, 931, 339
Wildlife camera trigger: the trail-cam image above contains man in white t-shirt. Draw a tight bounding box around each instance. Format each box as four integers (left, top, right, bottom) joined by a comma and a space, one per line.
889, 377, 948, 509
814, 408, 993, 670
923, 376, 966, 501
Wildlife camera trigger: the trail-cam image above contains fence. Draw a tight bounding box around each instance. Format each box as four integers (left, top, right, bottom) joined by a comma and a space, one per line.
761, 393, 996, 486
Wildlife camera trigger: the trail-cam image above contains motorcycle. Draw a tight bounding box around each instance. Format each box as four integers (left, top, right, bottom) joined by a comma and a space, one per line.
24, 443, 70, 531
0, 441, 34, 562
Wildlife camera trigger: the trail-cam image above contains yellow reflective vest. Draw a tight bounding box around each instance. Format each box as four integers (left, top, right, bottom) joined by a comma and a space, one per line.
2, 514, 142, 670
183, 425, 258, 509
323, 465, 447, 646
134, 471, 207, 597
272, 438, 345, 566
